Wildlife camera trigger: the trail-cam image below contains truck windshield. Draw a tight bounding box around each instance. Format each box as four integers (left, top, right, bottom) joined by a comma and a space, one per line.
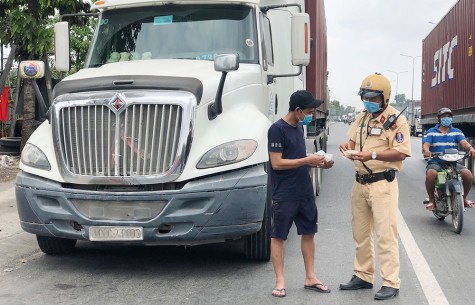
86, 4, 258, 67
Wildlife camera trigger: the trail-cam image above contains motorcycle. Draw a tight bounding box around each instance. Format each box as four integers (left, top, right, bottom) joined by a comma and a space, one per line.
423, 149, 469, 234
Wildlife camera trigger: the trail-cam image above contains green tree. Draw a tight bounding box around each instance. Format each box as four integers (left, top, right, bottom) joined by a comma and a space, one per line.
330, 100, 343, 116
344, 106, 355, 115
390, 93, 406, 107
0, 0, 90, 149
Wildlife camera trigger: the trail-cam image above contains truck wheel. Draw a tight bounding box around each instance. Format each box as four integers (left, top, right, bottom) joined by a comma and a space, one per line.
0, 137, 21, 148
244, 173, 271, 261
0, 137, 21, 156
36, 235, 77, 254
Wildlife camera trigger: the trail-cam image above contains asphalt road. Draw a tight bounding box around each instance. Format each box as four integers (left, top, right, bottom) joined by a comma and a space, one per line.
0, 121, 474, 305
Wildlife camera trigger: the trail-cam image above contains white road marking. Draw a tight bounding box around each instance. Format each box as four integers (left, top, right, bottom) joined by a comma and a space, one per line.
398, 210, 450, 305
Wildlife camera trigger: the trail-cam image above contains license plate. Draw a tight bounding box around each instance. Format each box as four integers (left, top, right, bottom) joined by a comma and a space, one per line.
89, 226, 143, 241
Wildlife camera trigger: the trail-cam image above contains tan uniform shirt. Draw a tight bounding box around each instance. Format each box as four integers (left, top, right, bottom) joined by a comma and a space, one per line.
347, 105, 412, 174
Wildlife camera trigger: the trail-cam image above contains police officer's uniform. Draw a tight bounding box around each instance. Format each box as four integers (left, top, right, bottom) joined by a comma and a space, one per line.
347, 104, 411, 289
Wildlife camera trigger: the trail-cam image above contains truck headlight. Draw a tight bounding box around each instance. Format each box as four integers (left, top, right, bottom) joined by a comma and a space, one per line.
21, 143, 51, 170
197, 140, 257, 169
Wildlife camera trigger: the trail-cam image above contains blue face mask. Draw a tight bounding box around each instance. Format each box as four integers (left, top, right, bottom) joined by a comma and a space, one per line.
440, 117, 452, 127
363, 100, 381, 113
298, 112, 313, 126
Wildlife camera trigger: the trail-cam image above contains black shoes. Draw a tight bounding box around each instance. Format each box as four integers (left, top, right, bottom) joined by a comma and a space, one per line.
374, 286, 399, 300
340, 276, 399, 300
339, 275, 373, 290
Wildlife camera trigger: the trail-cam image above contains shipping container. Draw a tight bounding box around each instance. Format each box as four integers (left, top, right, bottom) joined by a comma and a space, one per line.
421, 0, 475, 178
306, 0, 328, 116
421, 0, 475, 125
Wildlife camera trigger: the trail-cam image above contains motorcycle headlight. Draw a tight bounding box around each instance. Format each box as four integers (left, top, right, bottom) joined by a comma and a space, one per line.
197, 140, 257, 169
21, 143, 51, 170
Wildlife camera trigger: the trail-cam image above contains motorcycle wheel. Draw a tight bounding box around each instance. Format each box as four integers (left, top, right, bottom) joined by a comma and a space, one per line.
451, 193, 464, 234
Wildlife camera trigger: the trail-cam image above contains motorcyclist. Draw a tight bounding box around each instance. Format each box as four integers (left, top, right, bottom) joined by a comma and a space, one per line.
422, 107, 475, 210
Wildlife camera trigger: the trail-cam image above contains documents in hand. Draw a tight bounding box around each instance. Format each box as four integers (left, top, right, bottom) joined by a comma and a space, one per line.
341, 149, 358, 160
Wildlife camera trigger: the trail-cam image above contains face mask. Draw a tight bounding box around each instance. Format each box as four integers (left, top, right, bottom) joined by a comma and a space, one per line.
363, 100, 381, 113
297, 112, 313, 126
440, 117, 452, 127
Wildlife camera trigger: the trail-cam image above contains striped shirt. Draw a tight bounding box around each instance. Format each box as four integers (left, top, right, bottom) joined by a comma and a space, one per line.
423, 124, 465, 164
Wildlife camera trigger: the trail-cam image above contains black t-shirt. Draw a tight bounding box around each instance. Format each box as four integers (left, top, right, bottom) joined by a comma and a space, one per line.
267, 119, 314, 201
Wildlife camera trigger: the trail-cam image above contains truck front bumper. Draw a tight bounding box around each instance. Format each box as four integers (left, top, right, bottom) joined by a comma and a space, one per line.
15, 164, 267, 245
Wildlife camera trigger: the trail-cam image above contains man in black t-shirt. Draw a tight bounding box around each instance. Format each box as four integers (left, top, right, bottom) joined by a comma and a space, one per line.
268, 90, 333, 298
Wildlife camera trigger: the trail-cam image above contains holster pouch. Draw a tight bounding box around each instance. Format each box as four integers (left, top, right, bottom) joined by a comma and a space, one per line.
384, 169, 396, 182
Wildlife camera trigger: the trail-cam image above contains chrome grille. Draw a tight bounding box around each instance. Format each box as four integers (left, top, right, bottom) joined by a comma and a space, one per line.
118, 104, 182, 176
59, 105, 115, 176
54, 91, 195, 183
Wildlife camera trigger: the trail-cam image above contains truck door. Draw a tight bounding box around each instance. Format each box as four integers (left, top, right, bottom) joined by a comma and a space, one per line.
260, 12, 277, 122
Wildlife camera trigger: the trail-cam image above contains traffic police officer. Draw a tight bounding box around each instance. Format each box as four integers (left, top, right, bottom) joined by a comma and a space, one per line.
338, 73, 411, 300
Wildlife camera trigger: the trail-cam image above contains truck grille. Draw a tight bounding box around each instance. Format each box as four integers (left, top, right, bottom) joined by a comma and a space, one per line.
53, 91, 195, 183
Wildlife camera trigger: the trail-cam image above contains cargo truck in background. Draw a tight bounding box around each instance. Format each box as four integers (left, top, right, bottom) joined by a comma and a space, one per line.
406, 99, 422, 136
421, 0, 475, 181
15, 0, 328, 260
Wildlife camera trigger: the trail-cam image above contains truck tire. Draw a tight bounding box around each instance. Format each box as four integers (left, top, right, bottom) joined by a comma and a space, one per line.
0, 137, 21, 156
0, 137, 21, 148
244, 172, 271, 261
36, 235, 77, 255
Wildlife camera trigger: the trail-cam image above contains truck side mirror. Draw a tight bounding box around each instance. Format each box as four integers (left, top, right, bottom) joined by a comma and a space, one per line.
19, 61, 45, 79
214, 54, 239, 72
291, 13, 311, 66
208, 54, 240, 120
19, 61, 49, 122
54, 22, 71, 72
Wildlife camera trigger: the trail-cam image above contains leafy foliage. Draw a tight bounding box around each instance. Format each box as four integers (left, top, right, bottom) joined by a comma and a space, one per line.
329, 99, 355, 116
390, 93, 407, 106
0, 0, 91, 61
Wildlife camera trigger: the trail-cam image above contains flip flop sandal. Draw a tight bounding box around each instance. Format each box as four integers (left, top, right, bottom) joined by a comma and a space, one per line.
271, 288, 286, 298
426, 202, 435, 210
304, 282, 331, 293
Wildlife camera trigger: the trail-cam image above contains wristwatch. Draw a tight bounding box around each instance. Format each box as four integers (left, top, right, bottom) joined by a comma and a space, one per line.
371, 151, 377, 160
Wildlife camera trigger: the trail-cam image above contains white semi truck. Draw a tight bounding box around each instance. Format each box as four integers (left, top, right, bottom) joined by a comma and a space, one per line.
406, 100, 422, 137
15, 0, 328, 260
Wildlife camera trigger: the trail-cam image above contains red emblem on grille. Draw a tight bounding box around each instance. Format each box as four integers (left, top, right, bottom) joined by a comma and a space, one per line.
111, 98, 125, 110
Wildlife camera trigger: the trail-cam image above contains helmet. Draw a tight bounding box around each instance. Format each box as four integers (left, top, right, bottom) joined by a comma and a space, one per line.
358, 72, 391, 104
437, 107, 452, 117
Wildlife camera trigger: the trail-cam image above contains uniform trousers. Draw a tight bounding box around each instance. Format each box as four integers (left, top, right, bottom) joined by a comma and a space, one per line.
351, 177, 400, 289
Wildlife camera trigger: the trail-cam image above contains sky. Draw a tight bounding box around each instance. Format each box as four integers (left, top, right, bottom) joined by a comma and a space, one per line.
325, 0, 458, 108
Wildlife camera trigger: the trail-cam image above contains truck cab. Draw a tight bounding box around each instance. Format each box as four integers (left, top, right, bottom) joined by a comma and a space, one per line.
15, 0, 327, 260
414, 106, 422, 136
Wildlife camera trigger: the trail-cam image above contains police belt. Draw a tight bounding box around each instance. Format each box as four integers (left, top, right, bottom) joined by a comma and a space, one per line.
355, 172, 387, 184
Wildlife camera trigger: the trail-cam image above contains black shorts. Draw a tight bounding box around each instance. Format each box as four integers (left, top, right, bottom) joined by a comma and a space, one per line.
271, 197, 318, 240
426, 163, 465, 172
